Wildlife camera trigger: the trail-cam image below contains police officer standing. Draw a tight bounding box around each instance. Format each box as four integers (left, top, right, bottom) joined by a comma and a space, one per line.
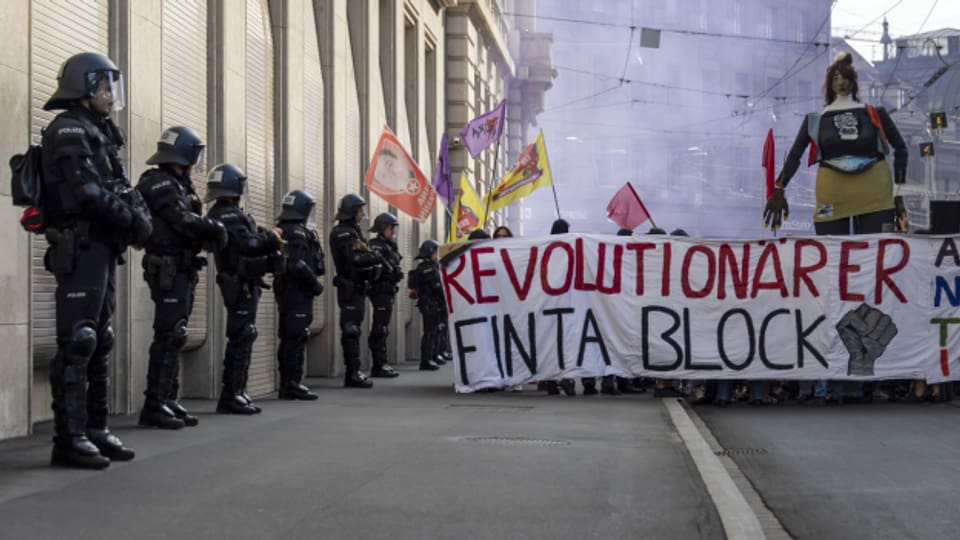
273, 190, 325, 400
408, 240, 444, 371
329, 194, 382, 388
367, 213, 403, 378
136, 127, 227, 429
40, 53, 152, 468
206, 164, 284, 414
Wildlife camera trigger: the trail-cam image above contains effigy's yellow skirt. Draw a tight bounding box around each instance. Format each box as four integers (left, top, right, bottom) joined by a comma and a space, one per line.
813, 161, 894, 222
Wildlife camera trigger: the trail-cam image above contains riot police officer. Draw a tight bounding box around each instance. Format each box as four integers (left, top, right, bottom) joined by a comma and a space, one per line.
40, 52, 152, 469
408, 240, 444, 371
329, 194, 382, 388
206, 164, 284, 414
136, 127, 227, 429
367, 213, 403, 378
273, 190, 325, 400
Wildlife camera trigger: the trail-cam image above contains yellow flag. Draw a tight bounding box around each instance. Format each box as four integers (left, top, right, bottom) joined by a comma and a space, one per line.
448, 173, 484, 242
484, 130, 553, 213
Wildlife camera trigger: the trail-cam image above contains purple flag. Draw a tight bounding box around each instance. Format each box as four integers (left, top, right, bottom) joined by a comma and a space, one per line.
432, 133, 453, 206
459, 99, 506, 158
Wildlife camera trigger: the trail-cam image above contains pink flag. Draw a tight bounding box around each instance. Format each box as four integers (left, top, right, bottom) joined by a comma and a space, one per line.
606, 182, 650, 231
762, 128, 775, 200
459, 100, 506, 158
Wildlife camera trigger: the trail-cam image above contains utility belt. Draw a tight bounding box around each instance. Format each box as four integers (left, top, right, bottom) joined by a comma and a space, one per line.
235, 252, 285, 281
217, 272, 267, 302
143, 251, 206, 291
333, 275, 369, 294
42, 220, 93, 275
368, 281, 398, 296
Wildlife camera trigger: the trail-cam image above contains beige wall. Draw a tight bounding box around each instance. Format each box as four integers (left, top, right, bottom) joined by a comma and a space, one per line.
0, 0, 458, 439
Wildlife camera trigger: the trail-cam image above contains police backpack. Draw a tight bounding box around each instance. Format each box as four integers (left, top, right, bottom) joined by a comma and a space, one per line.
9, 144, 46, 234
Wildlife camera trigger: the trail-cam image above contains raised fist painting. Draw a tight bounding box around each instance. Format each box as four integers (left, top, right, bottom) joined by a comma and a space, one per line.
836, 303, 898, 376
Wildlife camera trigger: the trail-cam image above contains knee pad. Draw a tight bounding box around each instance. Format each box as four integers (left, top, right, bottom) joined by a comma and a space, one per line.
239, 323, 258, 346
342, 322, 361, 338
67, 323, 98, 358
169, 319, 189, 349
94, 325, 115, 357
370, 324, 389, 340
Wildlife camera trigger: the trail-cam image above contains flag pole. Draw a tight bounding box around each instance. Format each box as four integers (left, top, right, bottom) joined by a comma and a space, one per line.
481, 137, 502, 229
540, 132, 561, 219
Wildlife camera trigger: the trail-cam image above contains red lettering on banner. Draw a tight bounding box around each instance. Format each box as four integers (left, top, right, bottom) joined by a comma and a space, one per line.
793, 239, 827, 297
574, 239, 597, 292
839, 240, 869, 302
470, 247, 499, 303
717, 244, 749, 300
681, 245, 716, 298
540, 241, 574, 295
598, 243, 623, 294
626, 242, 656, 295
442, 254, 475, 312
661, 243, 672, 296
751, 242, 788, 298
501, 247, 539, 301
875, 238, 909, 304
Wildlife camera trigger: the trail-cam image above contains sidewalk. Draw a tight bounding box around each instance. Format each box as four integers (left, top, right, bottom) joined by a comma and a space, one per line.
0, 366, 722, 540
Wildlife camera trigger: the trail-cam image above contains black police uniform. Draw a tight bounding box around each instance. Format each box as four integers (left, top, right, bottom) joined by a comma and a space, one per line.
329, 195, 381, 388
408, 242, 444, 371
366, 214, 403, 378
40, 53, 151, 469
274, 191, 325, 400
136, 127, 226, 429
207, 166, 282, 414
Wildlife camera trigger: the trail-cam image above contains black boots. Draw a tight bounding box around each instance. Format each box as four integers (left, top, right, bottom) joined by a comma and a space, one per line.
278, 380, 319, 400
419, 359, 440, 371
50, 435, 110, 470
217, 390, 260, 415
139, 398, 186, 430
344, 369, 374, 388
86, 428, 135, 461
370, 364, 399, 378
166, 399, 199, 427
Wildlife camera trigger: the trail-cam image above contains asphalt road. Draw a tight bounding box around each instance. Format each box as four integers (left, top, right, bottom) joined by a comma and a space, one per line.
0, 368, 722, 540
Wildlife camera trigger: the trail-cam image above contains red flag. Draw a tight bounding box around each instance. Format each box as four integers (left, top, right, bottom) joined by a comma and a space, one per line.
762, 128, 775, 200
606, 182, 650, 231
364, 128, 437, 222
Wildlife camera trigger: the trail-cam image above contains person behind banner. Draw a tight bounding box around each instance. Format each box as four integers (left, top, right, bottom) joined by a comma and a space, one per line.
493, 225, 513, 239
543, 219, 577, 396
408, 240, 445, 371
366, 212, 404, 378
329, 194, 382, 388
273, 190, 326, 401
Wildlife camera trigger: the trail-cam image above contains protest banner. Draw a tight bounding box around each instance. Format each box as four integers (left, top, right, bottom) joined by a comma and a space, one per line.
440, 234, 960, 392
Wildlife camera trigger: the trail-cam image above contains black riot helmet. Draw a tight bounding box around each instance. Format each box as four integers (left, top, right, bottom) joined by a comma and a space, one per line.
417, 239, 440, 260
205, 163, 247, 202
278, 190, 316, 222
370, 212, 399, 234
146, 126, 205, 168
43, 52, 125, 112
335, 193, 366, 221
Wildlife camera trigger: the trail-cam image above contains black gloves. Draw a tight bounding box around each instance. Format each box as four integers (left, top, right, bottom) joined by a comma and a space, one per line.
762, 188, 789, 232
894, 195, 908, 232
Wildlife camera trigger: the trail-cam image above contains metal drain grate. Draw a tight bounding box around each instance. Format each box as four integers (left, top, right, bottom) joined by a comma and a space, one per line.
446, 404, 534, 413
460, 436, 570, 447
714, 448, 768, 456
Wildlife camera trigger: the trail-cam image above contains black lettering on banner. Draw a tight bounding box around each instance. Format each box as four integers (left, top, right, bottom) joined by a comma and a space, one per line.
455, 317, 488, 386
491, 316, 503, 378
684, 308, 721, 371
641, 306, 683, 371
796, 311, 828, 368
759, 309, 792, 370
504, 313, 537, 376
718, 309, 755, 370
935, 238, 960, 268
543, 307, 575, 369
576, 308, 611, 367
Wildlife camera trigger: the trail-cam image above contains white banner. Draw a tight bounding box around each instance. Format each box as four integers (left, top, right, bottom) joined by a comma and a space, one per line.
441, 234, 960, 393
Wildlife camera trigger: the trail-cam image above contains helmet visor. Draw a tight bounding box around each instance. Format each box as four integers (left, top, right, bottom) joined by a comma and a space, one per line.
87, 70, 125, 112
